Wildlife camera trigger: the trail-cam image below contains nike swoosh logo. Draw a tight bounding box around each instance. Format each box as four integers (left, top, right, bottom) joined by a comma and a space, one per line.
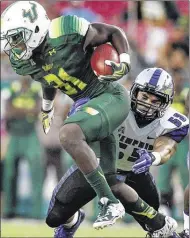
147, 136, 154, 139
132, 208, 157, 219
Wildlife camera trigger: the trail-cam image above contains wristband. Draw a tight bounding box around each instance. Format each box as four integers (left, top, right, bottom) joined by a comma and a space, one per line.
42, 99, 54, 111
119, 53, 131, 65
152, 152, 162, 166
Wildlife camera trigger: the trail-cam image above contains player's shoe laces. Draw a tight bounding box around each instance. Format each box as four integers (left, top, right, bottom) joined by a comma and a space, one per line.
93, 197, 125, 230
54, 209, 85, 238
145, 216, 178, 237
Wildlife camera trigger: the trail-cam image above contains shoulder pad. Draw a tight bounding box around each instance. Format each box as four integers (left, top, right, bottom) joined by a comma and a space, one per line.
160, 107, 189, 134
49, 15, 90, 39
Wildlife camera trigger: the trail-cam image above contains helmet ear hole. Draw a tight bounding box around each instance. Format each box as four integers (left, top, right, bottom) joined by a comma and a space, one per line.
35, 26, 39, 33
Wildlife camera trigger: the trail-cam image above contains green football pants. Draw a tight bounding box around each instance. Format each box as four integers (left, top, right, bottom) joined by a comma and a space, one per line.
64, 82, 130, 142
64, 82, 130, 173
3, 131, 44, 219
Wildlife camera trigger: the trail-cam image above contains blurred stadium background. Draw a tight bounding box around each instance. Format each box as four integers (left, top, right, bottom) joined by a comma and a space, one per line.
1, 0, 189, 237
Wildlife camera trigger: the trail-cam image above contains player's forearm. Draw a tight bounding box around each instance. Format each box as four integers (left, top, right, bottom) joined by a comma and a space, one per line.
42, 85, 57, 111
153, 146, 176, 165
85, 23, 130, 61
110, 27, 130, 55
152, 136, 177, 165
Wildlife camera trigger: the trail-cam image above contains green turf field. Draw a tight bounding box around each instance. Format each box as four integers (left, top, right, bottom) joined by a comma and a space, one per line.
1, 220, 146, 237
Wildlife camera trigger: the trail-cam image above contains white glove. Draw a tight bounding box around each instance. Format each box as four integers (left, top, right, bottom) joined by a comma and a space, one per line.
41, 107, 54, 134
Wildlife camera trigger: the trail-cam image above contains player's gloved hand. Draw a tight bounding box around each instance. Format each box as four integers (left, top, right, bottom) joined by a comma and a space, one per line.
98, 60, 130, 82
68, 98, 90, 117
132, 149, 155, 174
41, 107, 54, 134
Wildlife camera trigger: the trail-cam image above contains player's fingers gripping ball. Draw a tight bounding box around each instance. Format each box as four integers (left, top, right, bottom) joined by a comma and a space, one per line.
90, 44, 130, 82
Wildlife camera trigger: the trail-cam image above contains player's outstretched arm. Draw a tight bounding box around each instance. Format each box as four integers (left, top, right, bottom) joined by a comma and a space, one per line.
132, 136, 177, 174
41, 85, 57, 134
84, 23, 131, 81
152, 136, 177, 165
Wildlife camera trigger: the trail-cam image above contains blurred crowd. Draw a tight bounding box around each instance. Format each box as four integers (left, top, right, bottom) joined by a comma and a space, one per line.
1, 1, 189, 221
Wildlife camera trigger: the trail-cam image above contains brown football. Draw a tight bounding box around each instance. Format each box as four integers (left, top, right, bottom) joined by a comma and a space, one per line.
90, 44, 119, 76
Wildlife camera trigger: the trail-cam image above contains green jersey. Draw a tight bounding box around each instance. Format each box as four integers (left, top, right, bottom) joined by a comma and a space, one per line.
10, 15, 109, 101
7, 81, 40, 135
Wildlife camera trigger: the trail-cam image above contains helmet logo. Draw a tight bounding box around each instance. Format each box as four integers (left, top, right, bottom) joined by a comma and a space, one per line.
23, 2, 38, 23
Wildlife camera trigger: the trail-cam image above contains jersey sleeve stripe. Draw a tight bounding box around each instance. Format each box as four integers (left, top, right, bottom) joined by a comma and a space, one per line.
61, 17, 65, 35
49, 17, 62, 38
163, 125, 189, 143
49, 16, 89, 39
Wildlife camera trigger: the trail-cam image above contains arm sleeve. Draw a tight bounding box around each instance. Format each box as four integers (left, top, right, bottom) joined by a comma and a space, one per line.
163, 125, 189, 143
49, 15, 90, 39
41, 84, 57, 101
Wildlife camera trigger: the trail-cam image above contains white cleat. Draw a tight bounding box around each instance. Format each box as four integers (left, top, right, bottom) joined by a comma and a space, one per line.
93, 197, 125, 230
151, 216, 178, 237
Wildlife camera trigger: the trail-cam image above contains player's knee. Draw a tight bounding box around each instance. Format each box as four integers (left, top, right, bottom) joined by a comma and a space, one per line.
59, 123, 85, 150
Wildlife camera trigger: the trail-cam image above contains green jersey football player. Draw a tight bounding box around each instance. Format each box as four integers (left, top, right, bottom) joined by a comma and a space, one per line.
1, 1, 131, 229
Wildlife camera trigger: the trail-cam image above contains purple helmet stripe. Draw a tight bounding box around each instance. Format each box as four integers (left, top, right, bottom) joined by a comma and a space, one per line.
149, 68, 162, 86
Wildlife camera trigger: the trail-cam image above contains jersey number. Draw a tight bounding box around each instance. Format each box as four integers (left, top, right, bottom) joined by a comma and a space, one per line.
119, 148, 139, 162
43, 67, 87, 95
127, 148, 139, 162
23, 2, 38, 23
168, 113, 186, 128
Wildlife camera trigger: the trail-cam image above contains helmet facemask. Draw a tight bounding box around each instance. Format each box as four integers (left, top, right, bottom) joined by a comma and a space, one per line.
1, 1, 51, 61
131, 83, 171, 120
3, 28, 33, 60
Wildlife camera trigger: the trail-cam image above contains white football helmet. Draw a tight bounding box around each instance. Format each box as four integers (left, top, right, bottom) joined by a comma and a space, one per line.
130, 68, 174, 120
1, 1, 50, 60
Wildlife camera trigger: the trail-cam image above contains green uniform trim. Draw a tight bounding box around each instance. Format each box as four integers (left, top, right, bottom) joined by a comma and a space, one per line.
49, 15, 89, 39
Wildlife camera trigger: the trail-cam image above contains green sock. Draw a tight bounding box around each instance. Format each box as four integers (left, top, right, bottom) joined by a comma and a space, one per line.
85, 165, 118, 203
128, 197, 165, 231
